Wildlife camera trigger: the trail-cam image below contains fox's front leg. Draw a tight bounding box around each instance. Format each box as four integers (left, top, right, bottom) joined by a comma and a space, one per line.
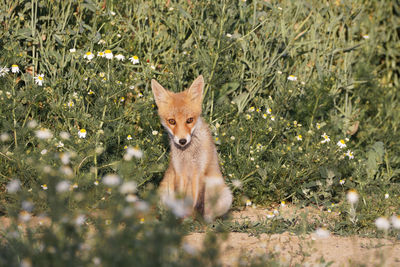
159, 165, 176, 203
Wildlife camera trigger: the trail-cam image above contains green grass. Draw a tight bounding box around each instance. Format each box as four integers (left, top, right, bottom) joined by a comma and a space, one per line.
1, 0, 400, 266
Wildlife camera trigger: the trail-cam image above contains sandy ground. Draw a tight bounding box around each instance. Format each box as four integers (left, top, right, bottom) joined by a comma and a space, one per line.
185, 207, 400, 266
2, 207, 400, 266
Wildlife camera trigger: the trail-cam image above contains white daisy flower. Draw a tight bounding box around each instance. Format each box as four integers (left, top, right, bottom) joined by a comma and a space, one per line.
129, 55, 139, 64
115, 54, 125, 61
69, 48, 76, 53
104, 50, 113, 59
84, 52, 95, 61
362, 35, 370, 39
287, 75, 297, 81
11, 64, 20, 73
337, 139, 347, 149
152, 130, 158, 135
97, 51, 105, 57
123, 147, 143, 161
34, 74, 44, 86
6, 179, 21, 193
56, 180, 70, 193
296, 135, 302, 141
127, 135, 133, 140
41, 184, 48, 190
384, 193, 389, 199
0, 66, 10, 77
78, 129, 87, 138
390, 215, 400, 229
321, 133, 330, 143
119, 181, 137, 194
345, 150, 354, 159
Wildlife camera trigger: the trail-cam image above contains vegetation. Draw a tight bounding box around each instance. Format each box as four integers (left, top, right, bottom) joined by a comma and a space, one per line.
0, 0, 399, 265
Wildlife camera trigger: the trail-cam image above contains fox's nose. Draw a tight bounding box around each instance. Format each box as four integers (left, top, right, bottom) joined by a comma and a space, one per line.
179, 139, 187, 145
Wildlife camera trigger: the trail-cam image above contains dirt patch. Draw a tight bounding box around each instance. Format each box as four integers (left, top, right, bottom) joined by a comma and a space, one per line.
185, 207, 400, 266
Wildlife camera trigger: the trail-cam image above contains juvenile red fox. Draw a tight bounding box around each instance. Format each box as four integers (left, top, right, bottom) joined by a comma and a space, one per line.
151, 75, 232, 221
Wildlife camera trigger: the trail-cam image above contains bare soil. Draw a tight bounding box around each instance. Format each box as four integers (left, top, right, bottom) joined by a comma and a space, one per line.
185, 207, 400, 266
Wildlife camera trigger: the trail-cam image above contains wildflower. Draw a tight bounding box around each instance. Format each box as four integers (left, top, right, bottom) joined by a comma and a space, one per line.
321, 133, 330, 143
120, 97, 125, 102
35, 128, 53, 139
127, 135, 133, 140
152, 130, 158, 135
41, 184, 48, 190
40, 149, 47, 155
345, 150, 354, 159
246, 199, 252, 206
126, 194, 138, 203
230, 136, 235, 140
6, 179, 21, 193
262, 113, 267, 119
245, 114, 251, 120
384, 193, 389, 199
56, 141, 64, 148
84, 52, 95, 61
270, 115, 275, 121
94, 181, 99, 186
250, 157, 255, 161
78, 129, 87, 138
34, 74, 44, 86
327, 208, 332, 213
88, 90, 94, 95
248, 107, 255, 112
281, 201, 286, 207
339, 179, 345, 185
69, 48, 76, 53
75, 215, 86, 226
56, 180, 70, 193
346, 189, 359, 204
140, 218, 145, 224
104, 50, 113, 59
266, 212, 275, 219
19, 211, 31, 222
97, 51, 105, 57
98, 39, 106, 45
72, 183, 78, 189
296, 135, 302, 141
390, 215, 400, 229
277, 70, 283, 74
27, 120, 38, 129
266, 108, 272, 114
316, 123, 321, 129
67, 100, 74, 108
103, 174, 121, 186
124, 147, 143, 160
138, 92, 143, 97
362, 35, 370, 39
11, 64, 20, 73
129, 55, 139, 64
60, 131, 70, 140
119, 181, 137, 194
287, 75, 297, 81
232, 179, 242, 188
226, 33, 233, 38
60, 152, 70, 165
375, 217, 390, 231
337, 139, 347, 149
314, 228, 330, 239
115, 54, 125, 61
0, 66, 10, 77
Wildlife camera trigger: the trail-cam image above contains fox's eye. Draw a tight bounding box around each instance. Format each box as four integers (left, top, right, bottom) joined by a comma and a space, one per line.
186, 117, 194, 124
168, 119, 176, 125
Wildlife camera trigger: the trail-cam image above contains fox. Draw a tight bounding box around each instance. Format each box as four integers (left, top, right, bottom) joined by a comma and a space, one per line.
151, 75, 232, 221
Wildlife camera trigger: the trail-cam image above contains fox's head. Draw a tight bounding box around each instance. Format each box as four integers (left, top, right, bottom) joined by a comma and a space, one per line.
151, 75, 204, 148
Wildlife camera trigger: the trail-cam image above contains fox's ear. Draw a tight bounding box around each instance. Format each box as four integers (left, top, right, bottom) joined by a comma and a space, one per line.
151, 79, 170, 105
187, 75, 204, 101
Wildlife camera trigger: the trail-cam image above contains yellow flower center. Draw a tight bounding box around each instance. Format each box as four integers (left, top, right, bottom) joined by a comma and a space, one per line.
340, 140, 345, 144
298, 135, 302, 139
86, 52, 92, 55
80, 129, 86, 133
38, 76, 43, 80
133, 56, 138, 60
12, 64, 18, 68
105, 50, 112, 54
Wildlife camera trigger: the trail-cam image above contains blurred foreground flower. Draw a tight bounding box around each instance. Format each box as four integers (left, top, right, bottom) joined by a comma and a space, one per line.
103, 174, 121, 187
375, 217, 390, 231
124, 147, 143, 160
346, 189, 359, 204
6, 179, 21, 193
119, 181, 137, 194
35, 128, 53, 139
391, 215, 400, 229
314, 228, 330, 239
162, 195, 192, 218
